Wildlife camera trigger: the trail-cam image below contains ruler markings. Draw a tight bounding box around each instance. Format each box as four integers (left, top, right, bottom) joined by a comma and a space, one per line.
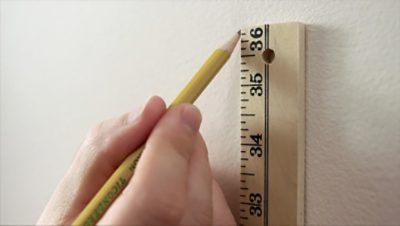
240, 25, 269, 226
241, 54, 255, 57
241, 113, 255, 116
240, 202, 262, 207
241, 143, 261, 146
241, 172, 255, 176
241, 84, 262, 87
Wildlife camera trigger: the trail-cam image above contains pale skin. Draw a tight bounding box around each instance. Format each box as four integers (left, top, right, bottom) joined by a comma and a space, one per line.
37, 96, 235, 225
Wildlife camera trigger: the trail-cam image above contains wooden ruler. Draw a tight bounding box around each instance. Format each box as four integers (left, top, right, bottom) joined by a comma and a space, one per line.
239, 22, 305, 226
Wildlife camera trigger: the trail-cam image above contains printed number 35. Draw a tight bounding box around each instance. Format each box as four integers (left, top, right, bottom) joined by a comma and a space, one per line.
250, 86, 262, 96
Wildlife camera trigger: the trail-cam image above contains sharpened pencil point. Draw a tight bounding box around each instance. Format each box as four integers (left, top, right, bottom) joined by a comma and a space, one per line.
220, 32, 240, 54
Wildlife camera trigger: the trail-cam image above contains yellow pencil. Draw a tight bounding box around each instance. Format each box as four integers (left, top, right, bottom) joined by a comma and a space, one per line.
72, 32, 240, 226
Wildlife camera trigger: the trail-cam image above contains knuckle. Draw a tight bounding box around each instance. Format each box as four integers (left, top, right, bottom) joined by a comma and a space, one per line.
88, 121, 106, 138
88, 115, 123, 138
83, 121, 118, 154
80, 122, 106, 152
111, 113, 129, 126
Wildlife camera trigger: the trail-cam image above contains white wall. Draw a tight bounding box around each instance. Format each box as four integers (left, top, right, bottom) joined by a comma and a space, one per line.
1, 0, 399, 224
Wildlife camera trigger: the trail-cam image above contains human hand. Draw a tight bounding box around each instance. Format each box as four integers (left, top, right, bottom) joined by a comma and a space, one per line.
37, 96, 235, 225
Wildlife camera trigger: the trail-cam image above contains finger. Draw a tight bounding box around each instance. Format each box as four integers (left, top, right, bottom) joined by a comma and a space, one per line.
99, 97, 167, 169
179, 134, 213, 225
98, 104, 202, 225
212, 180, 236, 226
37, 96, 166, 225
73, 96, 167, 204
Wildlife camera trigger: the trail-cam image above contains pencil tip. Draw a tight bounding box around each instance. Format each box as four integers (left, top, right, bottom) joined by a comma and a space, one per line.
220, 32, 240, 54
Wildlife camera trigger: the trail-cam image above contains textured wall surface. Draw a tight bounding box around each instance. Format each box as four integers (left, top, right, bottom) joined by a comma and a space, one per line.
1, 0, 399, 225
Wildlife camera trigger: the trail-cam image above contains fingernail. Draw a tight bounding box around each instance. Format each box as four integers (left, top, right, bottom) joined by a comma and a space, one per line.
180, 104, 202, 131
128, 97, 152, 123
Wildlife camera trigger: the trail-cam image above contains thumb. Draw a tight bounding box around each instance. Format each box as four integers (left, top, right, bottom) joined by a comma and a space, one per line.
98, 104, 202, 225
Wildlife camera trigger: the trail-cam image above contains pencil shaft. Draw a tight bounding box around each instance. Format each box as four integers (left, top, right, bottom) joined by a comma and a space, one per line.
171, 49, 230, 106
